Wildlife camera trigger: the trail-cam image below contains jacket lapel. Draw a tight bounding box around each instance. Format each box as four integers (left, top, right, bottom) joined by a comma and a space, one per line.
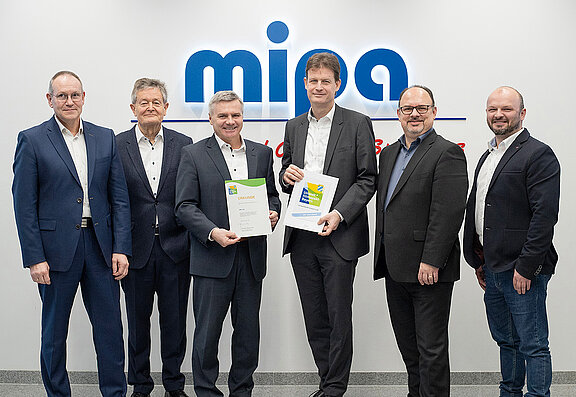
323, 105, 344, 173
84, 122, 96, 189
378, 141, 401, 208
246, 140, 258, 179
389, 130, 436, 204
157, 128, 173, 193
206, 135, 232, 180
125, 126, 154, 196
488, 129, 529, 192
293, 116, 309, 168
45, 116, 81, 186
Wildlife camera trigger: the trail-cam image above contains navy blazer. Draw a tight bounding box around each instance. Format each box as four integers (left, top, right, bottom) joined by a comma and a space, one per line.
463, 129, 560, 279
116, 126, 193, 269
279, 104, 378, 261
374, 130, 468, 282
175, 135, 281, 281
12, 116, 131, 271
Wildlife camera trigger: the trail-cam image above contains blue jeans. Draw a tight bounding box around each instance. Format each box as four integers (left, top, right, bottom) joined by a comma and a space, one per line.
484, 268, 552, 397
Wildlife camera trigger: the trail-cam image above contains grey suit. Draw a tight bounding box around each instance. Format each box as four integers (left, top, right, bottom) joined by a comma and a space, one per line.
374, 129, 468, 396
175, 135, 281, 397
279, 104, 377, 396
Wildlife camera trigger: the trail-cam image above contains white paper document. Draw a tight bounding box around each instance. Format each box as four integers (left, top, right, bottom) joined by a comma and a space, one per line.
284, 172, 339, 233
225, 178, 271, 238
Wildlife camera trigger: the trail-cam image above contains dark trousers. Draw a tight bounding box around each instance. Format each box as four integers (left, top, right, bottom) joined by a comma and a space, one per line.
121, 237, 191, 394
290, 231, 356, 397
385, 276, 454, 397
192, 243, 262, 397
38, 226, 126, 397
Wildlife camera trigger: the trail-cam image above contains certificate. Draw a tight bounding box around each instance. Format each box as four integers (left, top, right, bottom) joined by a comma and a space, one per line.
225, 178, 271, 237
284, 172, 339, 233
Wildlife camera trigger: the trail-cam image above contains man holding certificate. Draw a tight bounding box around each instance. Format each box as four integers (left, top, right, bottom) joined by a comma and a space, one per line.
175, 91, 280, 397
279, 53, 378, 397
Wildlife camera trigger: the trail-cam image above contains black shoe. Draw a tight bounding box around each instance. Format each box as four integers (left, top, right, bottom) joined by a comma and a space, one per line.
309, 391, 324, 397
131, 393, 150, 397
165, 390, 189, 397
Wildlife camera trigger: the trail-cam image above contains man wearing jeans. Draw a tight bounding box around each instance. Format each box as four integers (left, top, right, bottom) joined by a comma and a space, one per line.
463, 86, 560, 397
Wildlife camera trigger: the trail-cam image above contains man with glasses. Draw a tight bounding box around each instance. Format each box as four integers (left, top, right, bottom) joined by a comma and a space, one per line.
374, 85, 468, 396
12, 70, 131, 397
117, 78, 193, 397
463, 87, 560, 396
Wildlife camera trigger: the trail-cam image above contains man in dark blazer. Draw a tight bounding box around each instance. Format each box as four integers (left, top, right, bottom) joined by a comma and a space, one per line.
12, 71, 131, 397
374, 85, 468, 397
463, 87, 560, 396
117, 78, 192, 397
175, 91, 280, 397
279, 53, 377, 397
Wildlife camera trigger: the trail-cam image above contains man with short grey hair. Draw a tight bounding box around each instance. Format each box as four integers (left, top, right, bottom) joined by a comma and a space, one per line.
176, 91, 281, 397
13, 70, 131, 397
117, 78, 193, 397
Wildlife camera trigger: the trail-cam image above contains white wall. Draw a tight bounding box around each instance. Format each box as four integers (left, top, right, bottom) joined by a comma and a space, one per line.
1, 0, 574, 373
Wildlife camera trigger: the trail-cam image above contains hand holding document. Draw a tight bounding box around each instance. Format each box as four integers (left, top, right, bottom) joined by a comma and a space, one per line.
284, 172, 339, 233
225, 178, 272, 238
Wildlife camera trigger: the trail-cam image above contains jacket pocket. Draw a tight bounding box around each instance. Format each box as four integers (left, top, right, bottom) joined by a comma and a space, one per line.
413, 230, 426, 241
39, 219, 56, 231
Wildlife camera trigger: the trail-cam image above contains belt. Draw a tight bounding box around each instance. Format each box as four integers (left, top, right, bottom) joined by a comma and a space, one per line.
154, 225, 160, 236
81, 217, 93, 228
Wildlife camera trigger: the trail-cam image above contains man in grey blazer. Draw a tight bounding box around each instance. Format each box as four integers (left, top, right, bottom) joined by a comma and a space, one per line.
374, 85, 468, 396
117, 78, 192, 397
279, 53, 377, 397
175, 91, 281, 397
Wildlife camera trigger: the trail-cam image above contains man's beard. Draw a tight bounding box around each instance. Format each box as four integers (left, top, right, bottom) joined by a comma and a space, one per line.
489, 118, 521, 136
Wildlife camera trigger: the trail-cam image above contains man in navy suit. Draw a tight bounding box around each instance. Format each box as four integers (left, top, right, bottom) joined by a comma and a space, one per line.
12, 71, 131, 397
463, 87, 560, 396
175, 91, 281, 397
117, 78, 192, 397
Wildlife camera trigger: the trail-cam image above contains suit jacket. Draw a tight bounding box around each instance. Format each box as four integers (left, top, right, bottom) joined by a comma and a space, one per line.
279, 104, 378, 261
175, 135, 281, 281
374, 130, 468, 282
12, 116, 132, 271
116, 126, 192, 269
463, 128, 560, 279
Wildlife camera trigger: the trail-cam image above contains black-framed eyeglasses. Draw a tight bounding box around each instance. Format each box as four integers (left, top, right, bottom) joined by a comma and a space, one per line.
399, 105, 433, 115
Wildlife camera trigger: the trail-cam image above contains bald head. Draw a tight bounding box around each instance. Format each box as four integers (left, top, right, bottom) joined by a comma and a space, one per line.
486, 86, 526, 140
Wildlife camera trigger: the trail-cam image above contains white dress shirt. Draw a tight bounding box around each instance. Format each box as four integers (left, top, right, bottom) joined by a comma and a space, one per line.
56, 117, 91, 218
135, 125, 164, 196
475, 128, 523, 244
304, 105, 335, 174
214, 133, 248, 180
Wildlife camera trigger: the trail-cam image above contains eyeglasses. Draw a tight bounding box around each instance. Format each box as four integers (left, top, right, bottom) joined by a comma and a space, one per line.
399, 105, 433, 115
52, 92, 83, 103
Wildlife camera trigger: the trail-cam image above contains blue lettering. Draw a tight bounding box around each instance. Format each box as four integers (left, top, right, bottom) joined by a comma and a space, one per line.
354, 49, 408, 101
184, 22, 409, 116
185, 50, 262, 102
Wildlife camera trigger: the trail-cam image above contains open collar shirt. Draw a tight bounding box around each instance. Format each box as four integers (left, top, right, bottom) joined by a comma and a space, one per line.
475, 128, 524, 245
56, 117, 91, 218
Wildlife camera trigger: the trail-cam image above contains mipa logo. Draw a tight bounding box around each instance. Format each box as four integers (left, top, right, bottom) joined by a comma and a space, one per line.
185, 21, 408, 117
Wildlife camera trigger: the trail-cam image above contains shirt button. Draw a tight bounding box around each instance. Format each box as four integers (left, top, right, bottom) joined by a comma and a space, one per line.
75, 224, 80, 230
77, 198, 82, 203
